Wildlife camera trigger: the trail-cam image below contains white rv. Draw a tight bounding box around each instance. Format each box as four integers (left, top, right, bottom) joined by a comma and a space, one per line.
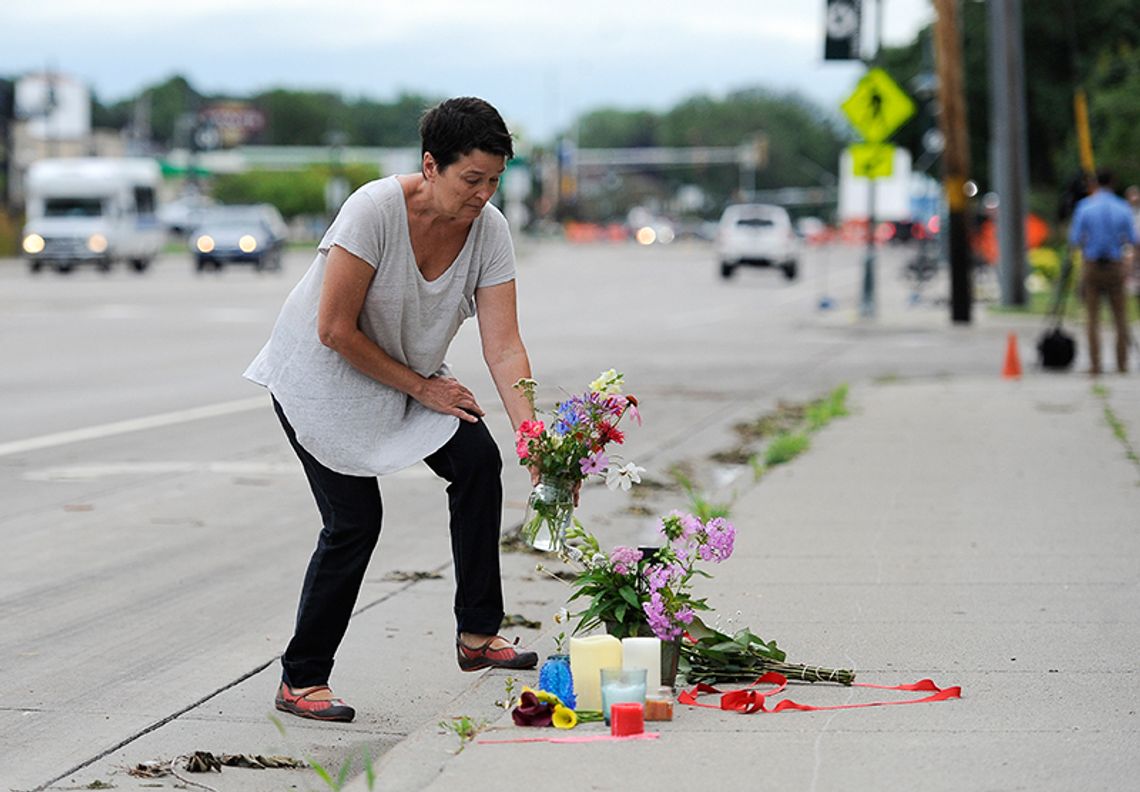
21, 158, 165, 273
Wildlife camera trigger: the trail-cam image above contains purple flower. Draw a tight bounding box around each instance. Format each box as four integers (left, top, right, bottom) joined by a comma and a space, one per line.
643, 592, 682, 641
675, 606, 695, 625
657, 511, 704, 544
702, 517, 736, 562
643, 563, 672, 593
609, 545, 643, 576
580, 452, 609, 475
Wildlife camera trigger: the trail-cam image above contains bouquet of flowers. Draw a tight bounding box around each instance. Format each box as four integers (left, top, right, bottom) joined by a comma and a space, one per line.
560, 514, 854, 688
513, 370, 643, 551
563, 511, 735, 641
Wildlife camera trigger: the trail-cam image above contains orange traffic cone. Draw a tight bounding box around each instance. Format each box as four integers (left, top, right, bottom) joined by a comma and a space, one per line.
1002, 332, 1022, 379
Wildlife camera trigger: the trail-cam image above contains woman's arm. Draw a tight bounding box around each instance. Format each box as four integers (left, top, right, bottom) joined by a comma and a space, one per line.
318, 244, 484, 422
474, 279, 534, 431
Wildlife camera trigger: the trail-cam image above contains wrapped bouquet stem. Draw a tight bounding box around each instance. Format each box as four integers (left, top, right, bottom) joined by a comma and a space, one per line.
680, 618, 855, 686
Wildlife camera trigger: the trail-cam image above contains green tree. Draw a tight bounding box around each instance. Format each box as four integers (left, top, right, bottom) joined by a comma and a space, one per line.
210, 163, 376, 219
252, 89, 351, 146
142, 75, 201, 146
349, 92, 439, 146
879, 0, 1140, 201
577, 108, 660, 148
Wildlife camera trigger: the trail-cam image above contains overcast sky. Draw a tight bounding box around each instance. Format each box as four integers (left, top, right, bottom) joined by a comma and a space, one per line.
5, 0, 935, 142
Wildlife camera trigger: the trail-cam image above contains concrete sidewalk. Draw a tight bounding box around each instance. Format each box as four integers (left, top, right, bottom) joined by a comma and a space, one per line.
34, 260, 1140, 792
358, 374, 1140, 792
39, 373, 1140, 792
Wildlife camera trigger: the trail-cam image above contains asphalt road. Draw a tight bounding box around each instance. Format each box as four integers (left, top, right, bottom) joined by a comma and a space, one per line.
0, 238, 1008, 789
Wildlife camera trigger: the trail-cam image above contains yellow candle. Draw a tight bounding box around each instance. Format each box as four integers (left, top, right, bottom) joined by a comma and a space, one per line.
621, 636, 661, 691
569, 635, 622, 711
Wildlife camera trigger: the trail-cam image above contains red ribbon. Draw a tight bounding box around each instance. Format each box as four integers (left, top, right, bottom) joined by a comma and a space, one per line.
678, 672, 961, 714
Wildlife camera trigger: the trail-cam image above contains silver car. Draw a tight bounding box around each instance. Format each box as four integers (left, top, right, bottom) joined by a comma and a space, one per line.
715, 203, 799, 280
190, 204, 287, 272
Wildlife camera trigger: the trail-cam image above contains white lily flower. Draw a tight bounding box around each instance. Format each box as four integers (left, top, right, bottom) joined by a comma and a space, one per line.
605, 462, 645, 491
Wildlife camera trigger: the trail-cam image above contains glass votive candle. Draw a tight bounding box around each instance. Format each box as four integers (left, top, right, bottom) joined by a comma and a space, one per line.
599, 667, 647, 725
645, 685, 674, 721
609, 701, 645, 736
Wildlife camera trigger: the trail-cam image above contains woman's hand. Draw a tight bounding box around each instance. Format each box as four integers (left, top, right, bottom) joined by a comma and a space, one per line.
416, 376, 484, 423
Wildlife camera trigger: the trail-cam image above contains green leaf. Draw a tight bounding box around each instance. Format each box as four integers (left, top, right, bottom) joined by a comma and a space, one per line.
619, 585, 640, 608
615, 603, 627, 623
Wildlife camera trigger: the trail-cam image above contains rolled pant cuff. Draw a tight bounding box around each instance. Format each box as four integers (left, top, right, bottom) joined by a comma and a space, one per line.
456, 608, 505, 636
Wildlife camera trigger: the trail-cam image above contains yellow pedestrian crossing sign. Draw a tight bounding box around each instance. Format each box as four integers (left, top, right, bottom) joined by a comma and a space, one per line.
848, 143, 895, 179
841, 68, 916, 143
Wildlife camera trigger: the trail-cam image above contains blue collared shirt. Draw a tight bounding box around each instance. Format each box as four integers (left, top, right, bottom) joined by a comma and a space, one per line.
1069, 189, 1137, 261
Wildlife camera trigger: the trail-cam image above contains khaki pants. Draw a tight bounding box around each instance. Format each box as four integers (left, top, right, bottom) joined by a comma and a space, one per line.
1083, 259, 1129, 373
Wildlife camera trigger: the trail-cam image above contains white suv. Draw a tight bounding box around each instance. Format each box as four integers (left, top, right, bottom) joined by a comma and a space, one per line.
715, 203, 799, 280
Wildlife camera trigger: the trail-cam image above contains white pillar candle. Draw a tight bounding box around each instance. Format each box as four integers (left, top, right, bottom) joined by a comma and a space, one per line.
569, 635, 622, 711
621, 636, 661, 691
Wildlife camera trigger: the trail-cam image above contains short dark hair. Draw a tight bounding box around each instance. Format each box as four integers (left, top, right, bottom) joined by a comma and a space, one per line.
419, 97, 513, 171
1096, 168, 1114, 187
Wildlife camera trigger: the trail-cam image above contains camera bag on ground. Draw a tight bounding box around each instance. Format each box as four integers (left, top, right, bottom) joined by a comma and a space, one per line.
1037, 253, 1076, 371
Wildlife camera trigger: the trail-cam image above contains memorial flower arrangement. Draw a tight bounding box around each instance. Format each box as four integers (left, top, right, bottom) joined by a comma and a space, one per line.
513, 370, 644, 550
558, 513, 856, 687
563, 511, 736, 641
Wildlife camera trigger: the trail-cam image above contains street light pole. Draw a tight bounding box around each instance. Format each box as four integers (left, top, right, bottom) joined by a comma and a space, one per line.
860, 0, 885, 318
933, 0, 973, 324
989, 0, 1029, 307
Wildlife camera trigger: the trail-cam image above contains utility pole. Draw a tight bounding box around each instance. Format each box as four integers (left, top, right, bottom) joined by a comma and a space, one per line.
933, 0, 972, 324
989, 0, 1029, 307
860, 0, 884, 318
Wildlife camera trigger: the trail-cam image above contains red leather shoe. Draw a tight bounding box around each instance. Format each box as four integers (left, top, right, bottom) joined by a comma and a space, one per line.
457, 636, 538, 672
274, 683, 355, 722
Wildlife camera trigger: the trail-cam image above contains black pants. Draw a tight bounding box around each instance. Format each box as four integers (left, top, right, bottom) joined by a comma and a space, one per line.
273, 398, 505, 687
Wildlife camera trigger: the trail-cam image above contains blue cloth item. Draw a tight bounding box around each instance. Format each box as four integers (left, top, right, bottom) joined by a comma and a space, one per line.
538, 654, 576, 710
1069, 190, 1138, 262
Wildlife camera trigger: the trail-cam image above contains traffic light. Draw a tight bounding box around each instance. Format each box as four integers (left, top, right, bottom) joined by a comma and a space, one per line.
824, 0, 862, 61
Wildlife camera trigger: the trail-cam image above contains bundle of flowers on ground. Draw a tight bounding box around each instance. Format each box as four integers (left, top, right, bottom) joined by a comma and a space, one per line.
681, 618, 855, 686
513, 370, 644, 550
511, 687, 601, 729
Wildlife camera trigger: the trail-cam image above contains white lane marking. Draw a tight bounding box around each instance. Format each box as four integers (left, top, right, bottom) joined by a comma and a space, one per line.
22, 460, 438, 481
0, 397, 268, 457
23, 461, 298, 481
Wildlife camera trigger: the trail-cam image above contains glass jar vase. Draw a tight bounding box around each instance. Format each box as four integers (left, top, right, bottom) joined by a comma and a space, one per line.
520, 476, 576, 552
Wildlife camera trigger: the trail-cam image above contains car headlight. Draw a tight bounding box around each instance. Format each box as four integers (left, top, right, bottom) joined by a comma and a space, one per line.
87, 234, 109, 254
196, 235, 215, 253
238, 235, 258, 253
635, 226, 656, 246
23, 233, 45, 255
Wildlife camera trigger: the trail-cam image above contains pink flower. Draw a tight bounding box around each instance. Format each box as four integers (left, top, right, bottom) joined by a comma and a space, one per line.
515, 436, 531, 460
519, 419, 545, 439
626, 395, 642, 426
609, 545, 643, 576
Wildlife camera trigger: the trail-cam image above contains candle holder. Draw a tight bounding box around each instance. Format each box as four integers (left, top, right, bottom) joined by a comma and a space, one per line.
609, 701, 645, 736
599, 666, 647, 725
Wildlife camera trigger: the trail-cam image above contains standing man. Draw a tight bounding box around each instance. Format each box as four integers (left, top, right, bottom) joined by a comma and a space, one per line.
1068, 169, 1137, 375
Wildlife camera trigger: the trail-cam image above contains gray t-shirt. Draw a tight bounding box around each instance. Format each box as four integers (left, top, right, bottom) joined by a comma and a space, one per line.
244, 176, 516, 475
